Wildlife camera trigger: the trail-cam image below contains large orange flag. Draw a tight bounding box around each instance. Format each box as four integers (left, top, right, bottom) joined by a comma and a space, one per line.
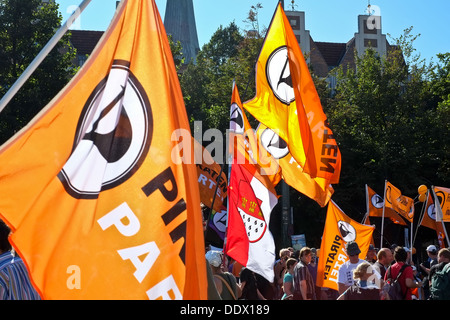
366, 185, 406, 226
243, 3, 341, 184
256, 123, 333, 207
0, 0, 206, 300
317, 201, 374, 291
385, 181, 414, 223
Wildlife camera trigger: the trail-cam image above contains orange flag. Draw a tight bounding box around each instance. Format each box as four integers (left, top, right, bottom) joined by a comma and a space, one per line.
317, 201, 374, 290
229, 83, 282, 186
433, 186, 450, 222
385, 181, 414, 223
243, 3, 341, 184
193, 138, 227, 212
366, 185, 406, 225
256, 123, 333, 207
0, 0, 206, 300
420, 192, 447, 248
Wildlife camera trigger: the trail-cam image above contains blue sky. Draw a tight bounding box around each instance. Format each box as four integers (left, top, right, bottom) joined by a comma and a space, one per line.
56, 0, 450, 63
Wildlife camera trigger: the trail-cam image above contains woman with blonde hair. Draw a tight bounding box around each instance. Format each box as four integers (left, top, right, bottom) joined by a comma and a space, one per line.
337, 262, 381, 300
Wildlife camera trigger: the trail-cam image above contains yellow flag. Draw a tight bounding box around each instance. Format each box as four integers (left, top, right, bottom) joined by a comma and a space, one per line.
243, 3, 341, 184
385, 181, 414, 223
0, 0, 206, 300
317, 201, 374, 291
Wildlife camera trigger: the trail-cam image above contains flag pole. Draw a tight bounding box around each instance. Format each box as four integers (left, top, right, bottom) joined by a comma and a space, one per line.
380, 180, 387, 248
412, 190, 428, 247
0, 0, 93, 114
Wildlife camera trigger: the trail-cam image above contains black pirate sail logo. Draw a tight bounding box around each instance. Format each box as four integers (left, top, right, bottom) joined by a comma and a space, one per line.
266, 46, 295, 105
229, 103, 244, 134
58, 60, 153, 199
371, 194, 384, 209
337, 221, 356, 242
259, 127, 289, 159
236, 179, 267, 243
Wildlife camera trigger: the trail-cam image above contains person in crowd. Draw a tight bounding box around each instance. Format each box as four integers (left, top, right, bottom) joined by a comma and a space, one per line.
337, 262, 381, 300
281, 258, 297, 300
373, 247, 394, 279
419, 244, 438, 299
293, 247, 316, 300
0, 220, 40, 300
273, 248, 291, 299
365, 244, 377, 264
385, 246, 422, 300
337, 241, 366, 295
428, 248, 450, 300
206, 250, 241, 300
239, 267, 266, 300
410, 266, 424, 300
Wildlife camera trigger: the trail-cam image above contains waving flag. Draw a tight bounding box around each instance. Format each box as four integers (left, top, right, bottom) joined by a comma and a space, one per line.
317, 201, 374, 290
385, 181, 414, 223
257, 123, 333, 207
224, 162, 278, 282
225, 84, 279, 282
433, 186, 450, 222
229, 83, 281, 186
243, 3, 341, 184
0, 0, 206, 300
193, 138, 227, 212
366, 185, 406, 225
419, 192, 447, 248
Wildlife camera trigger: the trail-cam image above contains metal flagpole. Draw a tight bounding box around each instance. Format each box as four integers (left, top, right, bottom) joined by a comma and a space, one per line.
380, 180, 387, 248
0, 0, 93, 114
413, 191, 428, 246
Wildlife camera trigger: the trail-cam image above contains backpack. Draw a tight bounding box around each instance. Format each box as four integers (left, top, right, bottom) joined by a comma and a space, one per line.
385, 264, 408, 300
430, 263, 450, 300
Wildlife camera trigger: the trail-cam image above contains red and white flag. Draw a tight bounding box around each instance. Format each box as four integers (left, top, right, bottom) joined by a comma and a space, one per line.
224, 162, 278, 282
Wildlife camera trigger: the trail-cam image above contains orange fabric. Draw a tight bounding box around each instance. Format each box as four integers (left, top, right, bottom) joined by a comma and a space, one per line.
317, 201, 374, 290
434, 186, 450, 222
366, 185, 407, 225
0, 0, 206, 300
385, 181, 414, 223
243, 3, 341, 184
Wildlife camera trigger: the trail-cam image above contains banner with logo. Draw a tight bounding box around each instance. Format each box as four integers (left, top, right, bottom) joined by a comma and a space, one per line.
243, 3, 341, 184
419, 192, 447, 248
385, 181, 414, 223
224, 162, 278, 282
0, 0, 206, 300
193, 138, 227, 212
317, 201, 374, 290
366, 185, 406, 226
433, 186, 450, 222
256, 123, 333, 207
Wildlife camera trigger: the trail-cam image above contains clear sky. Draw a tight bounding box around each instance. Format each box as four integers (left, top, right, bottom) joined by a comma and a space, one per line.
56, 0, 450, 64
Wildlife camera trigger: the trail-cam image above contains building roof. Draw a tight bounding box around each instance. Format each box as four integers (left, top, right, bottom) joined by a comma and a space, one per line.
69, 30, 104, 56
314, 41, 347, 68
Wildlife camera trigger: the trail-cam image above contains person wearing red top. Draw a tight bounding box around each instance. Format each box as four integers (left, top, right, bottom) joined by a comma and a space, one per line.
384, 246, 422, 300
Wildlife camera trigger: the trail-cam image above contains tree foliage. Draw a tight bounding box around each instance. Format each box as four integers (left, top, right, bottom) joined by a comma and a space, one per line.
0, 0, 77, 144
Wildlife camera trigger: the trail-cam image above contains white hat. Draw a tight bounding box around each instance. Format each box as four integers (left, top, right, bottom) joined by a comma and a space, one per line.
426, 245, 437, 253
205, 250, 222, 267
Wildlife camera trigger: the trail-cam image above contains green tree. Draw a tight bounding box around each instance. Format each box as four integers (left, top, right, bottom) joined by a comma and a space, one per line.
0, 0, 77, 144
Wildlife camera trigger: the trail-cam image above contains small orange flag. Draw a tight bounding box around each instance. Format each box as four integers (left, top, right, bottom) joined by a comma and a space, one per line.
0, 0, 206, 300
366, 185, 406, 225
433, 186, 450, 222
243, 3, 341, 184
385, 181, 414, 223
317, 201, 374, 291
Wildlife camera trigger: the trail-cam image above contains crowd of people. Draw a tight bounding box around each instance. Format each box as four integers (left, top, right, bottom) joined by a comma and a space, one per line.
204, 241, 450, 300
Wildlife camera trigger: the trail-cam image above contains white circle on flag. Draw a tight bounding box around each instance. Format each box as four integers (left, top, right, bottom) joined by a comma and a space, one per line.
266, 46, 295, 105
